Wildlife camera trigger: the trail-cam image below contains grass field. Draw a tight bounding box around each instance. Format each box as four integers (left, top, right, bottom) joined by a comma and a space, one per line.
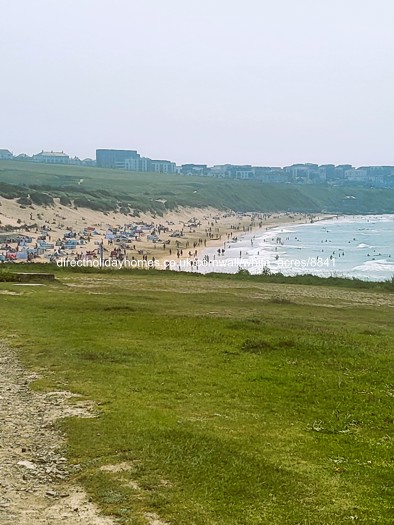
2, 160, 394, 214
0, 269, 393, 524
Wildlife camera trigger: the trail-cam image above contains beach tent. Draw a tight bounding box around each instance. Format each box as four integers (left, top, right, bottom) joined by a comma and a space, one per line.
38, 242, 55, 250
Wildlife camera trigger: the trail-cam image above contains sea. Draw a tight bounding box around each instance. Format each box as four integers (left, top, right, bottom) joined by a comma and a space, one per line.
199, 215, 394, 281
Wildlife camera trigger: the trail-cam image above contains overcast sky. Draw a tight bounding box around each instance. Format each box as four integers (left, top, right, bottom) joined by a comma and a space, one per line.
1, 0, 393, 166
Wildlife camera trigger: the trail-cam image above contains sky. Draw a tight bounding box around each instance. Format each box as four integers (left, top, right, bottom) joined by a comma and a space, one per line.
1, 0, 393, 167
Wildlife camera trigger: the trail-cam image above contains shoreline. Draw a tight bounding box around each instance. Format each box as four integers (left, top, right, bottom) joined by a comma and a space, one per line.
2, 202, 393, 282
195, 214, 337, 269
193, 214, 394, 281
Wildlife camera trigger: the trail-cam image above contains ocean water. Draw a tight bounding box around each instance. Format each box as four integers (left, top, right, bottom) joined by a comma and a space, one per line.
201, 215, 394, 281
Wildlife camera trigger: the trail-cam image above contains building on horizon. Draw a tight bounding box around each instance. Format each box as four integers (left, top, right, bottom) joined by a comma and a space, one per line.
210, 164, 255, 179
180, 164, 209, 176
96, 149, 140, 169
125, 157, 152, 172
253, 167, 289, 183
210, 164, 233, 178
0, 149, 13, 160
15, 153, 31, 161
334, 165, 353, 180
33, 150, 69, 164
150, 159, 176, 174
81, 158, 96, 167
124, 157, 176, 174
69, 156, 82, 165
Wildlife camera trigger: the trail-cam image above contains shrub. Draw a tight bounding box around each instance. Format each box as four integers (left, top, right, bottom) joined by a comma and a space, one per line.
16, 196, 32, 206
30, 192, 54, 206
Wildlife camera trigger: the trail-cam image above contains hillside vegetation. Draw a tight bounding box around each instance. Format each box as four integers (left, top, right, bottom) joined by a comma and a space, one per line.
1, 160, 394, 214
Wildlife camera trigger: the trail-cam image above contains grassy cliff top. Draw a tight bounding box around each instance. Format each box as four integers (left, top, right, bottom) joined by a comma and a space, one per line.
0, 269, 393, 524
1, 160, 394, 214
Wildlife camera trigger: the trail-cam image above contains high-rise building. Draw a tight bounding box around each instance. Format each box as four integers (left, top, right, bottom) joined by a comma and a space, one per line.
96, 149, 140, 169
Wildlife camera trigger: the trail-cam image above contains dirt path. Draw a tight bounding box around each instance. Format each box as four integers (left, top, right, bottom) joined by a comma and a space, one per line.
0, 345, 115, 525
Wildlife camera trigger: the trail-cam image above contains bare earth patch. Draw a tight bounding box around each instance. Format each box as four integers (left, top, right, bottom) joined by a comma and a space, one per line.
144, 512, 170, 525
0, 345, 116, 525
100, 462, 136, 474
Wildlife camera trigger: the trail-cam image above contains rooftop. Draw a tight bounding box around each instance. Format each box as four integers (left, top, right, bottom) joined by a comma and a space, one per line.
35, 151, 69, 157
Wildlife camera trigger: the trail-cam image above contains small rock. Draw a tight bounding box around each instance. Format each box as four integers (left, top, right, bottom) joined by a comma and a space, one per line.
17, 460, 37, 470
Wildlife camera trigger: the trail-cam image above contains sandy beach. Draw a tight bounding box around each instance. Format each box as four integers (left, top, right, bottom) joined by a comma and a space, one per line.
0, 196, 330, 269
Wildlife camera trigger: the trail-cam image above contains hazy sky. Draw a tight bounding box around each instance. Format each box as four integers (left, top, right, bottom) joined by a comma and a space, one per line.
1, 0, 393, 166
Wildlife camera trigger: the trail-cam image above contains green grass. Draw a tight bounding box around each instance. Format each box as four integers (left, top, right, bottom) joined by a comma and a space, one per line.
0, 270, 393, 524
2, 159, 394, 214
3, 263, 394, 291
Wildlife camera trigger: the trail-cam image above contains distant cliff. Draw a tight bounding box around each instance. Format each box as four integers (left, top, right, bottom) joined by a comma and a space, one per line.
1, 160, 394, 215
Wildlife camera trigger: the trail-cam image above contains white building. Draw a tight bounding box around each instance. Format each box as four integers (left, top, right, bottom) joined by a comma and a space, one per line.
33, 151, 70, 164
344, 169, 368, 182
125, 157, 176, 173
150, 160, 176, 174
125, 157, 152, 172
211, 165, 232, 178
0, 149, 13, 160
